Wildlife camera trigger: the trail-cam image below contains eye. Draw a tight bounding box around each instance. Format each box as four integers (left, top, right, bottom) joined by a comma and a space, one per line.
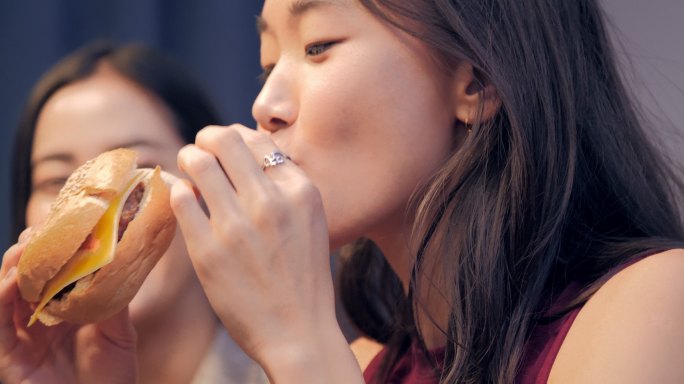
33, 177, 68, 195
305, 41, 336, 57
259, 64, 275, 84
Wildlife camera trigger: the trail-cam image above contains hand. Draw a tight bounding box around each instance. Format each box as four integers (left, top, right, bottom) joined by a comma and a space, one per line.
172, 125, 360, 381
0, 230, 138, 384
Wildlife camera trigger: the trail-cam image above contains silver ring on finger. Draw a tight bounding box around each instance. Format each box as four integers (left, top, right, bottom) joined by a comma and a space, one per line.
262, 151, 291, 170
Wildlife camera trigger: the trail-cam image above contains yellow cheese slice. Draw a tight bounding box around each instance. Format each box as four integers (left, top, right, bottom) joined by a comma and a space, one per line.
28, 171, 147, 326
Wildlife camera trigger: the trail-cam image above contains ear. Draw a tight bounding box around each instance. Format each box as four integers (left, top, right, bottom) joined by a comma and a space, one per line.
451, 62, 501, 126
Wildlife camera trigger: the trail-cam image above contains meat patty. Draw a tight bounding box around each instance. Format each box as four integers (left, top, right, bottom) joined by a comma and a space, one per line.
118, 182, 145, 241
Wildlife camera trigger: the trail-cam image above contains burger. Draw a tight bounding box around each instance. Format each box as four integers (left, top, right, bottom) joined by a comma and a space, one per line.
17, 148, 177, 326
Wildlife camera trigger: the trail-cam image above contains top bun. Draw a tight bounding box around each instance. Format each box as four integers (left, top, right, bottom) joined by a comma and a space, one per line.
18, 148, 139, 303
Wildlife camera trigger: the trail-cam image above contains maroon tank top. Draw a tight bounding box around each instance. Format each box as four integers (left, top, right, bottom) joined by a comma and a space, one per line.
363, 252, 657, 384
363, 341, 445, 384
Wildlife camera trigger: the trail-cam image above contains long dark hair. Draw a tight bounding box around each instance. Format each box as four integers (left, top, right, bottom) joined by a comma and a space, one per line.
11, 41, 221, 241
340, 1, 684, 383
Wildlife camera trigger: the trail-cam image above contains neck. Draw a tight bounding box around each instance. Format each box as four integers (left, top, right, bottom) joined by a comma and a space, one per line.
135, 281, 217, 384
371, 220, 449, 349
372, 229, 413, 292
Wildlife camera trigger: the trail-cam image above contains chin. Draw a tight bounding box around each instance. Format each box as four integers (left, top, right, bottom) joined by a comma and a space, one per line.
127, 266, 172, 326
127, 288, 158, 325
328, 224, 364, 253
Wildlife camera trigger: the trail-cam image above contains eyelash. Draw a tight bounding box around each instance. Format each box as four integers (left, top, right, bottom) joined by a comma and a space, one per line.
33, 177, 68, 194
305, 41, 336, 57
259, 41, 337, 84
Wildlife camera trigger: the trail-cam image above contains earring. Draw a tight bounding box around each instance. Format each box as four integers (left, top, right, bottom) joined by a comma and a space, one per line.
466, 116, 472, 135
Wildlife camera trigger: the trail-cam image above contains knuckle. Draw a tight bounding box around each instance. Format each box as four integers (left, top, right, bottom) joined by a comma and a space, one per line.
169, 184, 194, 212
227, 123, 247, 131
194, 127, 215, 148
195, 125, 223, 141
1, 244, 21, 272
182, 149, 216, 176
242, 129, 271, 148
18, 227, 33, 244
196, 125, 242, 151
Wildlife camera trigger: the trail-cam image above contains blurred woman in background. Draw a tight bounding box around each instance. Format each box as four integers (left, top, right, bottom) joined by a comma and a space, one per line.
3, 41, 266, 384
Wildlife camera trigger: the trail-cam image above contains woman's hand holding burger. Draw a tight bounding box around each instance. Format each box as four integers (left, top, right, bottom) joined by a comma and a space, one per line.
0, 148, 177, 384
0, 229, 138, 384
171, 125, 363, 383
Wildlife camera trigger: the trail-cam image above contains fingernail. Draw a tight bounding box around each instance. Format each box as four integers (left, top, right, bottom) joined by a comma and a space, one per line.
18, 227, 33, 243
3, 266, 16, 281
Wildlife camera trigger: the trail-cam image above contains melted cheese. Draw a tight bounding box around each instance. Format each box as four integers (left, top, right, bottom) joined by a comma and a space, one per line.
28, 171, 147, 326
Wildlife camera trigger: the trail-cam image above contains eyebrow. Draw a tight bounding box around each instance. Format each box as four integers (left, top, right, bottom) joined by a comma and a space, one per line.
31, 153, 74, 169
105, 139, 159, 152
257, 0, 343, 33
31, 139, 159, 169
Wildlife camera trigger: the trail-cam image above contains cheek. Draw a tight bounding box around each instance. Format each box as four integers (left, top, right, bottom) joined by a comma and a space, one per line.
25, 194, 53, 228
295, 56, 453, 243
303, 42, 453, 152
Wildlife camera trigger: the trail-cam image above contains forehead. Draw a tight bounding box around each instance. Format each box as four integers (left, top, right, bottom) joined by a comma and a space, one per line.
32, 70, 178, 159
260, 0, 353, 30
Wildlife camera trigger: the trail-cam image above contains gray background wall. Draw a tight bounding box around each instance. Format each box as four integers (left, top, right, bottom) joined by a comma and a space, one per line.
602, 0, 684, 159
0, 1, 683, 250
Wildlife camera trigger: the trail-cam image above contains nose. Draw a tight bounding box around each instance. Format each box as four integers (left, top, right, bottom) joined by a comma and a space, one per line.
252, 65, 298, 133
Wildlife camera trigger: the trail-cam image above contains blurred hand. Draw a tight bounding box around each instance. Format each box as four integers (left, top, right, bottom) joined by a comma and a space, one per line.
0, 229, 138, 384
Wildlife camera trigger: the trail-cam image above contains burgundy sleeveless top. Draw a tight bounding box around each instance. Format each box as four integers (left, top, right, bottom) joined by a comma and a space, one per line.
363, 341, 445, 384
363, 253, 656, 384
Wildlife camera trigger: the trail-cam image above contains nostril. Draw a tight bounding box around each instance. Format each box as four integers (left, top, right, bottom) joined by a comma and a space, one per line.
267, 117, 289, 131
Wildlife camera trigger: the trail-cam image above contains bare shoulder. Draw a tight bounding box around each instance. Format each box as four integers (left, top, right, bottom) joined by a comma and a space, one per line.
550, 249, 684, 383
350, 336, 384, 372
